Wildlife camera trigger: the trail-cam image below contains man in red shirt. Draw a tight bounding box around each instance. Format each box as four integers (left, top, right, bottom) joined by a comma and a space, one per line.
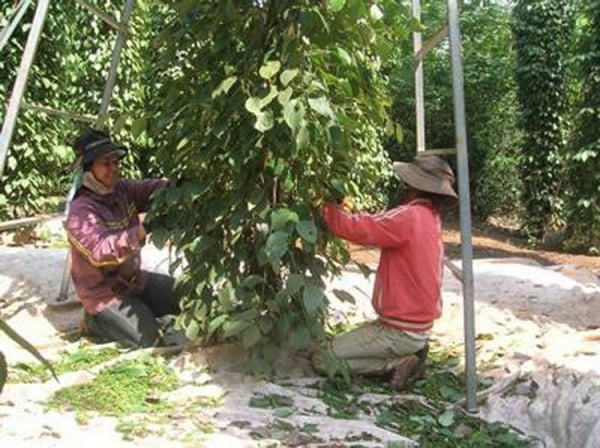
313, 155, 457, 389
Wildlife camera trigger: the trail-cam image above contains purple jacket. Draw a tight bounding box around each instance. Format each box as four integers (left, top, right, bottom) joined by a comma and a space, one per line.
66, 179, 167, 314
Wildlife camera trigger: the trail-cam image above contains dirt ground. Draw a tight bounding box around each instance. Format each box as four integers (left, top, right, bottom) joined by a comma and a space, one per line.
1, 219, 599, 447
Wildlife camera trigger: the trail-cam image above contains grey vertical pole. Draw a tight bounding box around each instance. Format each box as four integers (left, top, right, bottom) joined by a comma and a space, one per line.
58, 0, 136, 302
0, 0, 51, 179
0, 0, 33, 53
412, 0, 426, 153
447, 0, 477, 412
56, 173, 81, 303
98, 0, 136, 116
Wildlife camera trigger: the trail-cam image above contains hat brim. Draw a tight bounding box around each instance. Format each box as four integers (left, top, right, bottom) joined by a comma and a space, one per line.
393, 161, 458, 198
82, 143, 127, 166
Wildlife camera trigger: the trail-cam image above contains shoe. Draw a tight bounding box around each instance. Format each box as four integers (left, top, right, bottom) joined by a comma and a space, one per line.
413, 342, 430, 380
390, 354, 420, 390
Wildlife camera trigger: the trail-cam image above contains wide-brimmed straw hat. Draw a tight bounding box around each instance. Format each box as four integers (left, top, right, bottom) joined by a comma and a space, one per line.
73, 128, 127, 170
392, 155, 457, 199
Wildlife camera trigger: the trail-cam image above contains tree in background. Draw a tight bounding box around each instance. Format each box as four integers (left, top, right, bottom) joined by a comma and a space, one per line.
0, 0, 153, 218
513, 0, 573, 238
145, 0, 409, 374
564, 0, 600, 253
386, 1, 522, 222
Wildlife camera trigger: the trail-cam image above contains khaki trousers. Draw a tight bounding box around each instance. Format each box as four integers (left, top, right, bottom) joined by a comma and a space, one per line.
313, 320, 428, 375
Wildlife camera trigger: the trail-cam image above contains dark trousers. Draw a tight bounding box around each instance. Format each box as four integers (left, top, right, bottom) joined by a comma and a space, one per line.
85, 272, 180, 348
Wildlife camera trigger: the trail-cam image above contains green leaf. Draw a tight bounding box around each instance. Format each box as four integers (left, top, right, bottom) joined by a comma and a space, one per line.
308, 96, 335, 119
114, 115, 127, 133
283, 99, 305, 132
296, 220, 317, 244
273, 406, 294, 418
245, 97, 263, 116
286, 274, 305, 294
265, 231, 289, 263
185, 319, 200, 339
131, 118, 147, 139
439, 385, 463, 402
259, 60, 281, 79
336, 47, 352, 65
370, 4, 384, 21
242, 326, 261, 348
0, 351, 6, 394
296, 124, 310, 150
277, 87, 293, 105
395, 124, 404, 143
438, 410, 455, 427
290, 325, 310, 349
332, 289, 355, 304
217, 283, 234, 310
409, 17, 426, 32
271, 208, 299, 231
280, 69, 299, 86
207, 315, 229, 337
328, 0, 346, 12
260, 85, 279, 108
223, 319, 251, 338
254, 111, 274, 132
355, 262, 374, 277
303, 284, 325, 314
212, 76, 237, 99
241, 275, 264, 289
176, 137, 190, 150
300, 423, 319, 434
0, 320, 57, 381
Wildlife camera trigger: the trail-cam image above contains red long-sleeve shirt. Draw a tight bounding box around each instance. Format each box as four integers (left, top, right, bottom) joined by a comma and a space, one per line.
66, 179, 167, 314
323, 199, 443, 332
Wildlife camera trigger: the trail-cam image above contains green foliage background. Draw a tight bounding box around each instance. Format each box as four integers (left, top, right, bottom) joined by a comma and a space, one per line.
513, 0, 573, 237
386, 1, 523, 221
563, 0, 600, 253
0, 0, 153, 218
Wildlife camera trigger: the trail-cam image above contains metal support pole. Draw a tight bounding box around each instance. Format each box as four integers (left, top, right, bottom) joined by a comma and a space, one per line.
412, 0, 426, 153
447, 0, 477, 413
0, 0, 32, 54
98, 0, 136, 116
414, 24, 449, 64
56, 171, 81, 302
74, 0, 127, 33
0, 0, 50, 179
22, 101, 97, 123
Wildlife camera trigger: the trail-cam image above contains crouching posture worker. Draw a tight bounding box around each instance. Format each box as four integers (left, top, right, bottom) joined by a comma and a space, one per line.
313, 155, 457, 389
66, 128, 180, 348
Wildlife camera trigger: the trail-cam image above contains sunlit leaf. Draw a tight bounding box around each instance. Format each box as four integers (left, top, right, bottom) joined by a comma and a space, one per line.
280, 69, 299, 86
438, 410, 455, 427
211, 76, 238, 98
259, 60, 281, 79
328, 0, 346, 13
308, 96, 335, 119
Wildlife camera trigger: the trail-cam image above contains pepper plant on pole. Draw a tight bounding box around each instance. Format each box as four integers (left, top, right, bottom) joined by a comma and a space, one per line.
146, 1, 410, 374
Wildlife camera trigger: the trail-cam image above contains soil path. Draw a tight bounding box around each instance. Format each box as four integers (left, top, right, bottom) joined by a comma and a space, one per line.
0, 221, 599, 447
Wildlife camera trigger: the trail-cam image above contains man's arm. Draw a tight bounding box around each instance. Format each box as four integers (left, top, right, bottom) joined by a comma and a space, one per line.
322, 203, 412, 248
